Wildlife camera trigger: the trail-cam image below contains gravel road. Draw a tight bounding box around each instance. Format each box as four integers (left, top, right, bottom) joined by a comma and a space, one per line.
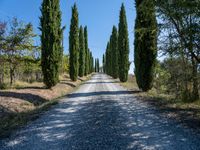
1, 74, 200, 150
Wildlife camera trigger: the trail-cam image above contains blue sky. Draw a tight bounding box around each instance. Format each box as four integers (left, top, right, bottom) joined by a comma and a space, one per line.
0, 0, 136, 73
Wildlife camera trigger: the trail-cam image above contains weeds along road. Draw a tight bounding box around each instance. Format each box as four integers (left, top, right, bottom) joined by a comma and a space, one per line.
0, 74, 200, 150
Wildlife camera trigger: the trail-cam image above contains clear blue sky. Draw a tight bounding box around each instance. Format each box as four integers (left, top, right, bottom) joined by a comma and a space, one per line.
0, 0, 136, 73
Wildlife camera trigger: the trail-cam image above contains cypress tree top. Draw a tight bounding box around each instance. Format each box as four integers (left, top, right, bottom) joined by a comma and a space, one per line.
118, 3, 130, 82
69, 3, 79, 81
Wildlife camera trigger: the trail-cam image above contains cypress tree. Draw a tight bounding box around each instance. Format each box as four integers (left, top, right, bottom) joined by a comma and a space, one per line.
88, 49, 91, 74
109, 35, 113, 76
105, 42, 110, 74
40, 0, 62, 88
78, 26, 85, 77
97, 59, 100, 72
111, 26, 119, 79
89, 51, 93, 73
95, 59, 97, 72
103, 54, 105, 73
134, 0, 157, 91
91, 55, 94, 72
69, 4, 79, 81
84, 27, 89, 75
118, 3, 130, 82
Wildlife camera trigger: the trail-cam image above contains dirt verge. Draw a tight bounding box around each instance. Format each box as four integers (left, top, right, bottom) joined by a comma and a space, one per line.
0, 74, 92, 138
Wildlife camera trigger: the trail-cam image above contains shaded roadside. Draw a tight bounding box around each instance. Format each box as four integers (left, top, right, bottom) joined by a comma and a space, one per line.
0, 74, 92, 138
120, 75, 200, 132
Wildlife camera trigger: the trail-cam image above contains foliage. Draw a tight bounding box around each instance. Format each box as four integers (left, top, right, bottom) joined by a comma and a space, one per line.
0, 18, 37, 86
156, 0, 200, 101
40, 0, 62, 88
84, 27, 89, 76
69, 4, 79, 81
134, 0, 157, 91
78, 26, 85, 77
118, 3, 130, 82
110, 26, 118, 79
102, 54, 105, 73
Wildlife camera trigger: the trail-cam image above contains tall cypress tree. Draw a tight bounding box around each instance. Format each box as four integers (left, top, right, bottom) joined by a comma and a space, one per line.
105, 42, 110, 74
118, 3, 129, 82
91, 55, 94, 73
111, 26, 119, 79
97, 59, 100, 73
134, 0, 157, 91
78, 26, 85, 77
102, 54, 105, 73
69, 4, 79, 81
89, 51, 93, 73
95, 59, 97, 72
40, 0, 62, 88
84, 27, 89, 75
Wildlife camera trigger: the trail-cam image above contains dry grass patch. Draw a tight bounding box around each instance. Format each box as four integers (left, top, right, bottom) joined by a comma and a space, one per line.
120, 74, 200, 129
0, 74, 91, 138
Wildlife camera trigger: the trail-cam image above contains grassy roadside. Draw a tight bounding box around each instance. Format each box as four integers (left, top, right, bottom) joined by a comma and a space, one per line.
0, 74, 93, 138
120, 75, 200, 129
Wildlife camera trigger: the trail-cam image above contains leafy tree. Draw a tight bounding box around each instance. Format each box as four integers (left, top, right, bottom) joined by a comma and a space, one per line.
78, 26, 85, 77
157, 0, 200, 100
40, 0, 62, 88
134, 0, 157, 91
69, 4, 79, 81
0, 18, 36, 86
118, 3, 130, 82
61, 54, 69, 74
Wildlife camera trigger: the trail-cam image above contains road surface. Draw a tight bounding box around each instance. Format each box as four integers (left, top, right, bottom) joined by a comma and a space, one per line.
0, 74, 200, 150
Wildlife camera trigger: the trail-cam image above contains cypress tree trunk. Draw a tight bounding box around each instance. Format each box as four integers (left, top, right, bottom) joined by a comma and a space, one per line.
40, 0, 62, 88
69, 4, 79, 81
118, 4, 130, 82
134, 0, 157, 91
78, 26, 85, 77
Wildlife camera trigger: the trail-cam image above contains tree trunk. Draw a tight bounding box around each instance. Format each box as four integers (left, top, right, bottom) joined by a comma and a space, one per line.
10, 66, 14, 86
192, 55, 199, 101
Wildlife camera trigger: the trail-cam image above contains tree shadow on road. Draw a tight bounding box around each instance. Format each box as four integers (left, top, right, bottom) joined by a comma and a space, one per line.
68, 90, 141, 98
82, 81, 120, 85
2, 90, 200, 150
0, 91, 46, 106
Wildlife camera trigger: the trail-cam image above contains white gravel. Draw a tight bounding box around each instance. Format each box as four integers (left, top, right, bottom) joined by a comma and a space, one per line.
0, 74, 200, 150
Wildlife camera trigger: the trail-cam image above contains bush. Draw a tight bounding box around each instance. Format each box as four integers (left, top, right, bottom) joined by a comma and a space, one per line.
0, 83, 8, 90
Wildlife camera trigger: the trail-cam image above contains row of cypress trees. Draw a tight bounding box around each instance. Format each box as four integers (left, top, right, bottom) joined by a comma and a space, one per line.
103, 1, 157, 92
69, 4, 94, 81
95, 58, 100, 73
103, 3, 130, 82
40, 1, 94, 88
